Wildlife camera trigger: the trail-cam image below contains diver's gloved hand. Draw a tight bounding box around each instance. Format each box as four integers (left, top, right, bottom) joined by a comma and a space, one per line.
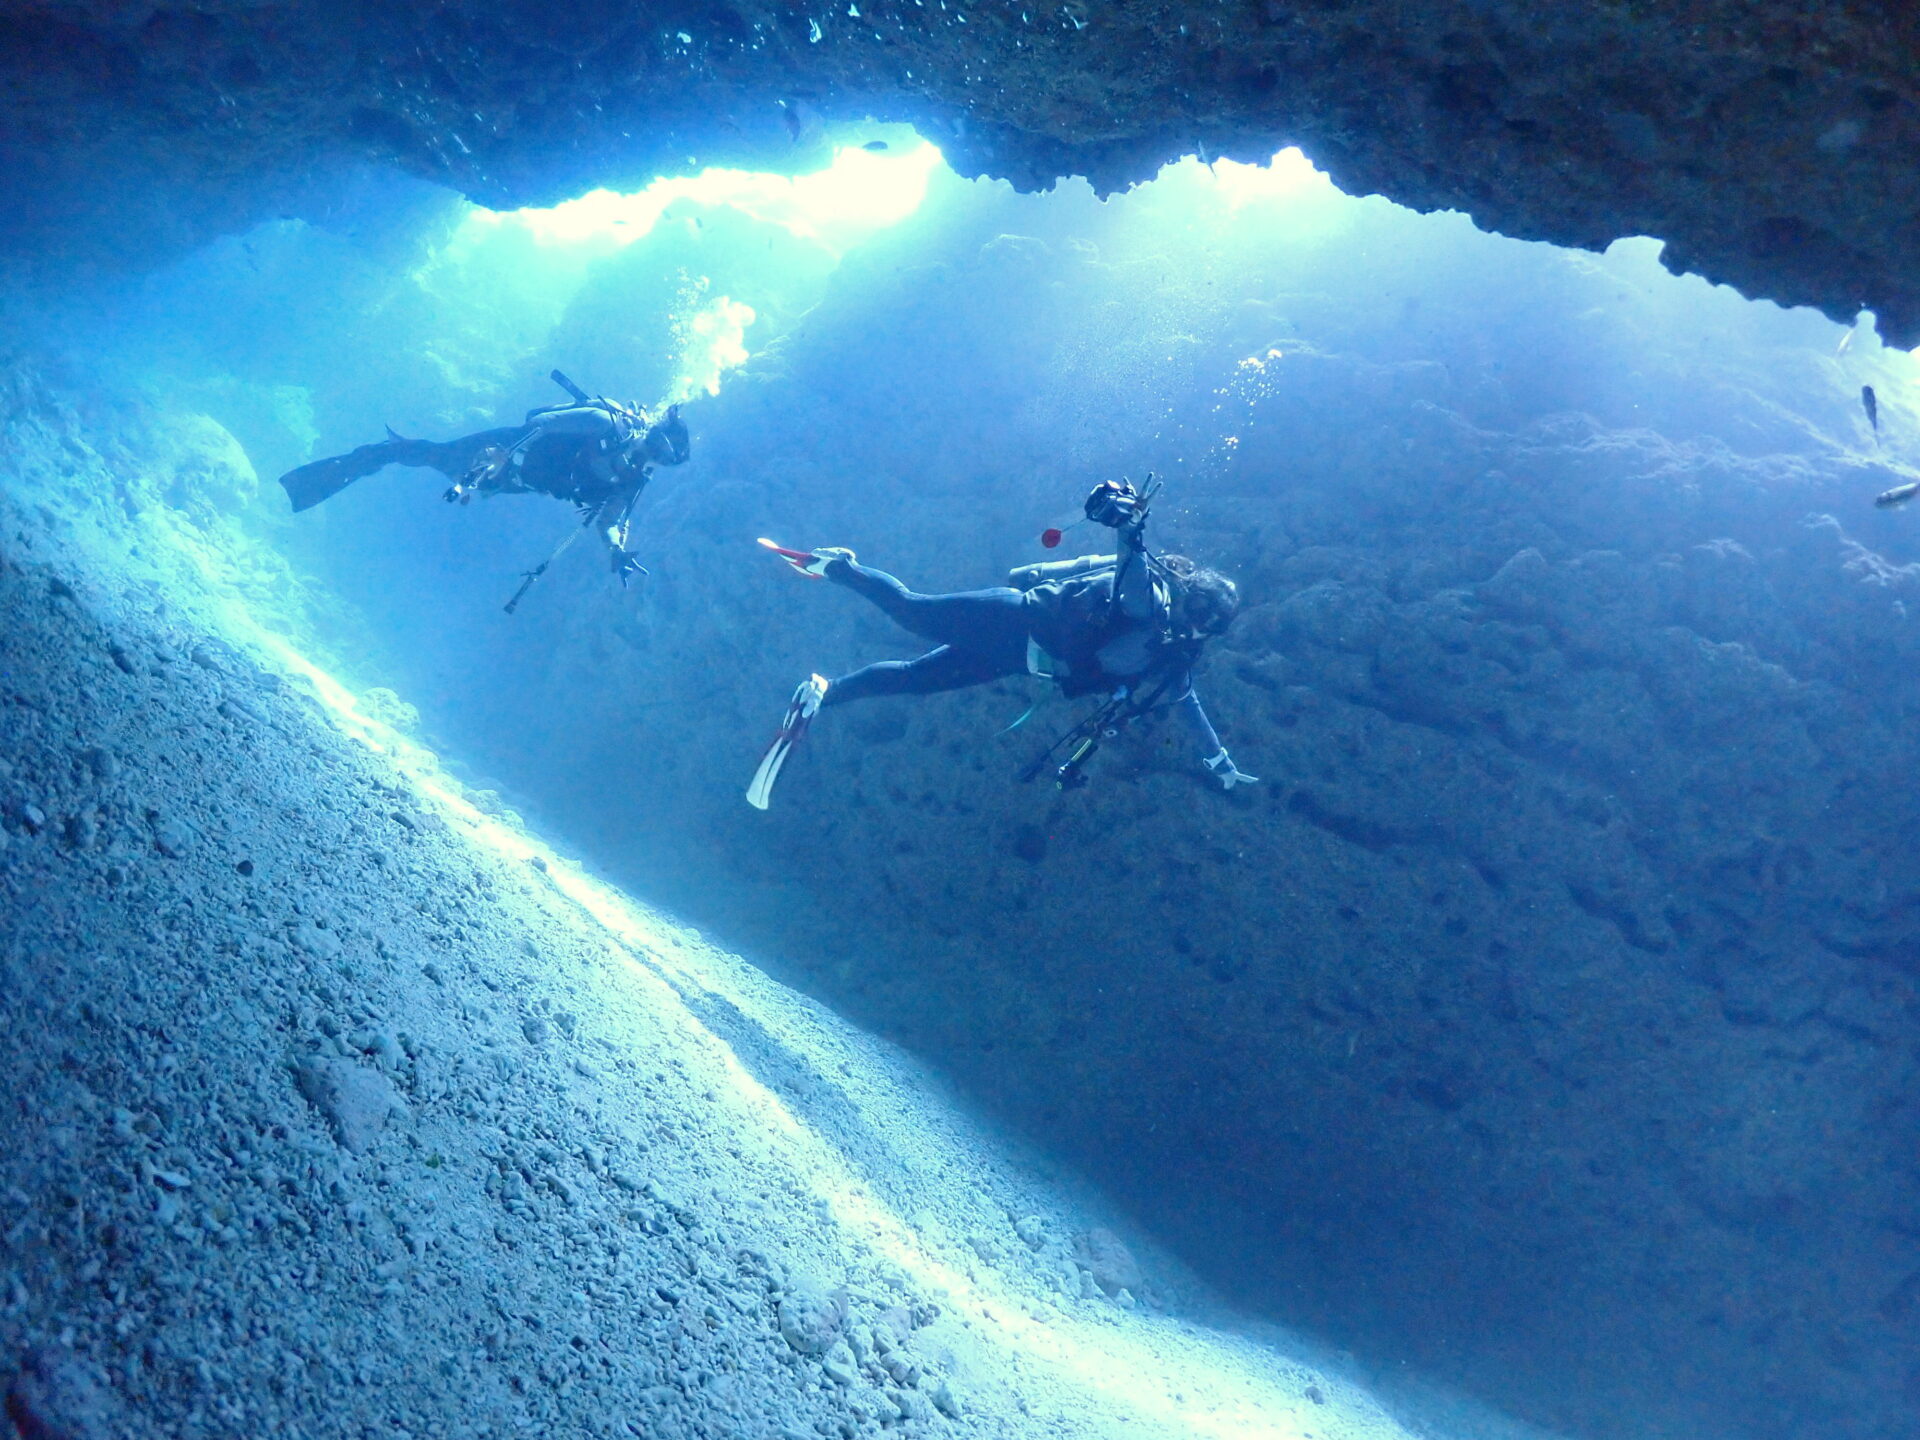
1204, 749, 1258, 790
1085, 478, 1143, 530
610, 547, 649, 586
457, 444, 512, 500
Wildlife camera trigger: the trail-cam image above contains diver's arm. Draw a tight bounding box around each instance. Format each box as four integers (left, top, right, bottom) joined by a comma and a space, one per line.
1173, 682, 1223, 758
599, 471, 650, 550
597, 471, 651, 583
1172, 673, 1257, 789
1110, 521, 1156, 621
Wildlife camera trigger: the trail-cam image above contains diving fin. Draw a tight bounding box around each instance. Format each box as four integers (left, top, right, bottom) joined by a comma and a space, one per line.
747, 674, 828, 811
757, 537, 853, 579
277, 440, 404, 513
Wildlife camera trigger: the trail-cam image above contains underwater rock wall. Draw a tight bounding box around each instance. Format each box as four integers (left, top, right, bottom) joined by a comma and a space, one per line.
0, 357, 1493, 1440
340, 212, 1920, 1440
7, 2, 1920, 337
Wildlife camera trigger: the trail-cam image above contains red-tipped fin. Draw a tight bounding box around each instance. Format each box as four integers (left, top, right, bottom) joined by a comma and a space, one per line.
757, 537, 827, 578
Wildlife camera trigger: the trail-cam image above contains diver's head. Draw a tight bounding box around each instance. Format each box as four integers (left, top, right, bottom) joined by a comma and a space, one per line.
1161, 555, 1238, 639
644, 403, 690, 465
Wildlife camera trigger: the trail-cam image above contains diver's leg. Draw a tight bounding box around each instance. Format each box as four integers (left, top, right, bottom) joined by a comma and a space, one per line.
382, 427, 527, 480
829, 561, 1029, 654
276, 427, 528, 512
822, 645, 1021, 707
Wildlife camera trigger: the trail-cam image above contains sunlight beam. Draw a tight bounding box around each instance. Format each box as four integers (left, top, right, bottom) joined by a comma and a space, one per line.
475, 141, 943, 255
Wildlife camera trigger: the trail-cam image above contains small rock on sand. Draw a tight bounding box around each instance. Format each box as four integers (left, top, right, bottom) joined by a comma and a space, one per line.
822, 1342, 858, 1386
293, 1056, 407, 1154
777, 1285, 842, 1355
1073, 1227, 1142, 1296
932, 1376, 966, 1419
290, 925, 342, 962
150, 815, 198, 858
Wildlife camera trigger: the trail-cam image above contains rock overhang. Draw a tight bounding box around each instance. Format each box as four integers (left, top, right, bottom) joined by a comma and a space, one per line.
5, 1, 1920, 338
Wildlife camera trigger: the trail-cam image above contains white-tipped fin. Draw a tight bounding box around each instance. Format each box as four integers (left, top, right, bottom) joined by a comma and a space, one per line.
747, 674, 828, 810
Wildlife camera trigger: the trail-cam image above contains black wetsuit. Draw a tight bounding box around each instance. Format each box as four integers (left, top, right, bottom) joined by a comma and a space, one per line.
278, 403, 647, 514
276, 401, 689, 578
819, 554, 1224, 757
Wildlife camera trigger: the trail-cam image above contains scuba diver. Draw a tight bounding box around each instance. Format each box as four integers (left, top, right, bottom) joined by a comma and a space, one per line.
747, 477, 1256, 809
275, 370, 691, 590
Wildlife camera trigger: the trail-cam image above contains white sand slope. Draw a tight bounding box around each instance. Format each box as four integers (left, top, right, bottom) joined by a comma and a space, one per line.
0, 383, 1557, 1440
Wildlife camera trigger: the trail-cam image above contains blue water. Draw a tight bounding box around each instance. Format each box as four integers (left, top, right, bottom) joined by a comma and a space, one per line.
34, 142, 1920, 1440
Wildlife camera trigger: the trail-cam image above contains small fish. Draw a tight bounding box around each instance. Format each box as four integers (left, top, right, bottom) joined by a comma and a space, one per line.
1863, 383, 1880, 433
1874, 481, 1917, 508
862, 139, 889, 152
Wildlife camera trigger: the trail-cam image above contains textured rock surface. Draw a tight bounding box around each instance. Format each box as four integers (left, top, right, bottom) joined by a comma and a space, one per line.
6, 2, 1920, 337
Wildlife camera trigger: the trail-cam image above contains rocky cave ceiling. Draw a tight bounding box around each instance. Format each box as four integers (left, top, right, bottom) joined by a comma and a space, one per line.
4, 3, 1918, 334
